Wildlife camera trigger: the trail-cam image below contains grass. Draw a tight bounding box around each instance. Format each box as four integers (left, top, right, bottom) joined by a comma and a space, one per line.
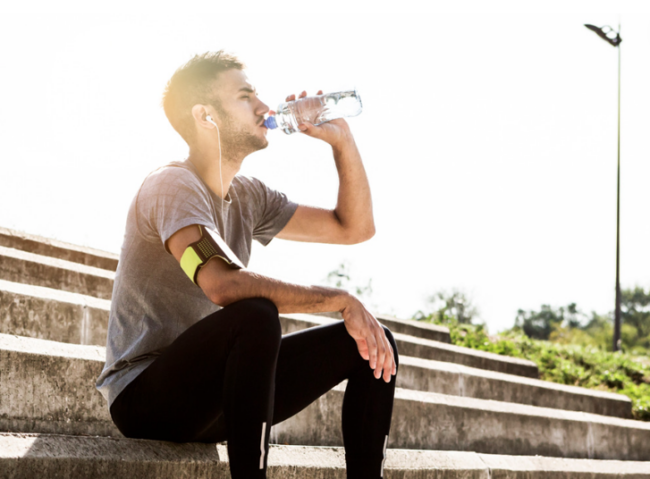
419, 319, 650, 421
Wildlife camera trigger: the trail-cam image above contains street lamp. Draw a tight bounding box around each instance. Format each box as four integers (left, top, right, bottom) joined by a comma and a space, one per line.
584, 23, 623, 352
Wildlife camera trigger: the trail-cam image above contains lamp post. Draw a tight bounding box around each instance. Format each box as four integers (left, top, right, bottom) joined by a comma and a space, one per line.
584, 23, 623, 352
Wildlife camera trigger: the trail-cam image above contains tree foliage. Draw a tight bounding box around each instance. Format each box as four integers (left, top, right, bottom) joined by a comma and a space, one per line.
413, 289, 479, 325
511, 286, 650, 354
324, 261, 373, 301
514, 303, 583, 340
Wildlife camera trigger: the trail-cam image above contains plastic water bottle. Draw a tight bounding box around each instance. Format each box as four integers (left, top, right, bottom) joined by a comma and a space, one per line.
264, 89, 362, 134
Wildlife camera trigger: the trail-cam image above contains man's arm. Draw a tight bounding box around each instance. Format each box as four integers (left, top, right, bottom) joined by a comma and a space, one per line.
167, 224, 396, 382
274, 92, 375, 245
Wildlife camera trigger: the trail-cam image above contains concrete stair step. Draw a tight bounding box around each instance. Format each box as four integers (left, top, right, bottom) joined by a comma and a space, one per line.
273, 383, 650, 460
1, 433, 649, 478
0, 246, 114, 300
0, 226, 119, 271
0, 281, 537, 378
397, 355, 631, 418
0, 279, 109, 346
0, 333, 116, 438
0, 334, 645, 460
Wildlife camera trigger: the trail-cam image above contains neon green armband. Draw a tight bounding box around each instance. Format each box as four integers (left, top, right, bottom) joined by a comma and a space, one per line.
180, 225, 244, 284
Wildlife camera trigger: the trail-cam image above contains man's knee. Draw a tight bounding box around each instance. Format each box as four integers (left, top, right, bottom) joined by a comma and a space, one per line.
230, 297, 281, 338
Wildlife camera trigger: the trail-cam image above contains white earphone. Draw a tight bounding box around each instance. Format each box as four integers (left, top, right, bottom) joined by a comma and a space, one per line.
204, 114, 227, 243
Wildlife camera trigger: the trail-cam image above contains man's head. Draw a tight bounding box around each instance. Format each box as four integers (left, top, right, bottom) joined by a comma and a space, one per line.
162, 51, 270, 156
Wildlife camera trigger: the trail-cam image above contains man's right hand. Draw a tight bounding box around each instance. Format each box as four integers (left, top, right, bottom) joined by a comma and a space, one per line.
339, 295, 397, 383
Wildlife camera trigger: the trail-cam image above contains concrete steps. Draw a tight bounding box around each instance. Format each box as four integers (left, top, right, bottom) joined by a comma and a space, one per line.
2, 226, 650, 477
1, 433, 649, 478
0, 334, 646, 460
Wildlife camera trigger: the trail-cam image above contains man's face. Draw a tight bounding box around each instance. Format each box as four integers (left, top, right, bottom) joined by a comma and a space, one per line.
208, 69, 270, 156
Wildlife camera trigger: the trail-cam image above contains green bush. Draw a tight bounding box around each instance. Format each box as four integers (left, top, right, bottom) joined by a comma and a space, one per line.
418, 317, 650, 421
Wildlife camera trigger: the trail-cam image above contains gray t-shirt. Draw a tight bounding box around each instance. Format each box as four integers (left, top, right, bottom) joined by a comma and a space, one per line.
95, 159, 298, 409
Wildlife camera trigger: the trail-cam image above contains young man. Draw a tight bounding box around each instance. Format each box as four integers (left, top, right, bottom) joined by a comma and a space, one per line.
96, 50, 398, 479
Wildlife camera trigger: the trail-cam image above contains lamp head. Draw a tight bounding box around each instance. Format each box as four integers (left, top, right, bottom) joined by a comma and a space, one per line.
584, 24, 622, 47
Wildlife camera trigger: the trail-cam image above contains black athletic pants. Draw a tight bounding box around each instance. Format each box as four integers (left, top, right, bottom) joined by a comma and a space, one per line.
109, 297, 399, 479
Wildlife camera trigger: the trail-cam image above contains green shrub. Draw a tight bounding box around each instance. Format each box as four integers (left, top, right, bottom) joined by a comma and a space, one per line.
417, 317, 650, 421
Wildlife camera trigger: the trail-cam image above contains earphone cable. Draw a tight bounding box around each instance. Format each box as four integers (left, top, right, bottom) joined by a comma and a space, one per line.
213, 117, 227, 243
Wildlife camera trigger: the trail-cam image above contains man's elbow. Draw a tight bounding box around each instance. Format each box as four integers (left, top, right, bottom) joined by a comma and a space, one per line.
208, 283, 239, 307
198, 264, 240, 306
346, 225, 376, 244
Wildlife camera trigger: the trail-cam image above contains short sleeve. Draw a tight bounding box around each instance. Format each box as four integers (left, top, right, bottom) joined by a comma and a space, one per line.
247, 177, 298, 246
134, 166, 217, 252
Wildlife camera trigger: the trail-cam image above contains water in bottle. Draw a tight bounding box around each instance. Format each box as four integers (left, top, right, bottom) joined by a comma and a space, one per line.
264, 89, 362, 134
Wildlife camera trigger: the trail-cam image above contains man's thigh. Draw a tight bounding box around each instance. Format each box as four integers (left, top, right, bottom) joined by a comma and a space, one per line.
111, 308, 234, 442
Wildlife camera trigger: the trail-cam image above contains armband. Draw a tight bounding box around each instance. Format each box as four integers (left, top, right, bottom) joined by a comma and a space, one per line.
180, 225, 244, 284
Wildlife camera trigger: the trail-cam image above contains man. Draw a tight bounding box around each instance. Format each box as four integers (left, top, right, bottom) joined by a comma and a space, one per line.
96, 50, 398, 479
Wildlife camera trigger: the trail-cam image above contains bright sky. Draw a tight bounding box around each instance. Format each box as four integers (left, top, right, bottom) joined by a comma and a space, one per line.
1, 2, 649, 332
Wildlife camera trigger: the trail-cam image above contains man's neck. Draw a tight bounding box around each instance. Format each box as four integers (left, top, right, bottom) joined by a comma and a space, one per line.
187, 145, 243, 200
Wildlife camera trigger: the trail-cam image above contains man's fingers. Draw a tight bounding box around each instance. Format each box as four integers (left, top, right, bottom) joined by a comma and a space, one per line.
365, 330, 378, 370
383, 341, 395, 382
356, 338, 369, 360
298, 122, 318, 135
373, 327, 387, 379
286, 91, 321, 103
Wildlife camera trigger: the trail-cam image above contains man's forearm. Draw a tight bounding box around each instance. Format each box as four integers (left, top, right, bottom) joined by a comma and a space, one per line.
332, 135, 375, 241
205, 265, 351, 314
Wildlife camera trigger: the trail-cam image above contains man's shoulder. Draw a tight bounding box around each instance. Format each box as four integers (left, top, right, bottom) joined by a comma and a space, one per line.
233, 174, 262, 188
232, 174, 267, 198
139, 161, 206, 198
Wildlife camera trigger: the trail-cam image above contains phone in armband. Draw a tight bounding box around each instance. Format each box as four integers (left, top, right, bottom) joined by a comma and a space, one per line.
180, 225, 244, 284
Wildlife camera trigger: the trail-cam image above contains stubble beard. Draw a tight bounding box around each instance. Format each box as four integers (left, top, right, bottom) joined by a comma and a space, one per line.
215, 106, 268, 159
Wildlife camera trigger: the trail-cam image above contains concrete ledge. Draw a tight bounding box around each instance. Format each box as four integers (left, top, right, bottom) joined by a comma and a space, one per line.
0, 226, 118, 271
270, 384, 650, 460
398, 355, 632, 418
0, 280, 109, 346
0, 334, 117, 438
0, 246, 114, 300
2, 433, 649, 479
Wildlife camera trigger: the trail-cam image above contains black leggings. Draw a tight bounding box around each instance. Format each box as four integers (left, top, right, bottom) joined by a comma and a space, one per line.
110, 297, 399, 479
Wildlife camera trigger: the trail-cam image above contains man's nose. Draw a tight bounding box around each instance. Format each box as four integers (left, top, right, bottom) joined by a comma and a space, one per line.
257, 99, 270, 116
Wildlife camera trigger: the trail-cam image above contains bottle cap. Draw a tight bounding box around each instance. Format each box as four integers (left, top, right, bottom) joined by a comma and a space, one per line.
264, 116, 278, 129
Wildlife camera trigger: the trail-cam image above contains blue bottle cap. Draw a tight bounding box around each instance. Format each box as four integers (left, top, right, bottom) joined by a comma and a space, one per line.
264, 116, 278, 129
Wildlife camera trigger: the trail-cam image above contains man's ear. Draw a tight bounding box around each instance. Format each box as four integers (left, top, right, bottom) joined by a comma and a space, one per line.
191, 104, 216, 128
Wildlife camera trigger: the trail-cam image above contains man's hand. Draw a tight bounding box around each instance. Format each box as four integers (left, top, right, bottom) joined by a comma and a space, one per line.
340, 295, 397, 383
271, 90, 353, 149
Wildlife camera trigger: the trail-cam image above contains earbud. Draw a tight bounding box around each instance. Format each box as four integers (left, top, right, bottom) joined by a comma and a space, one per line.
206, 115, 217, 127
